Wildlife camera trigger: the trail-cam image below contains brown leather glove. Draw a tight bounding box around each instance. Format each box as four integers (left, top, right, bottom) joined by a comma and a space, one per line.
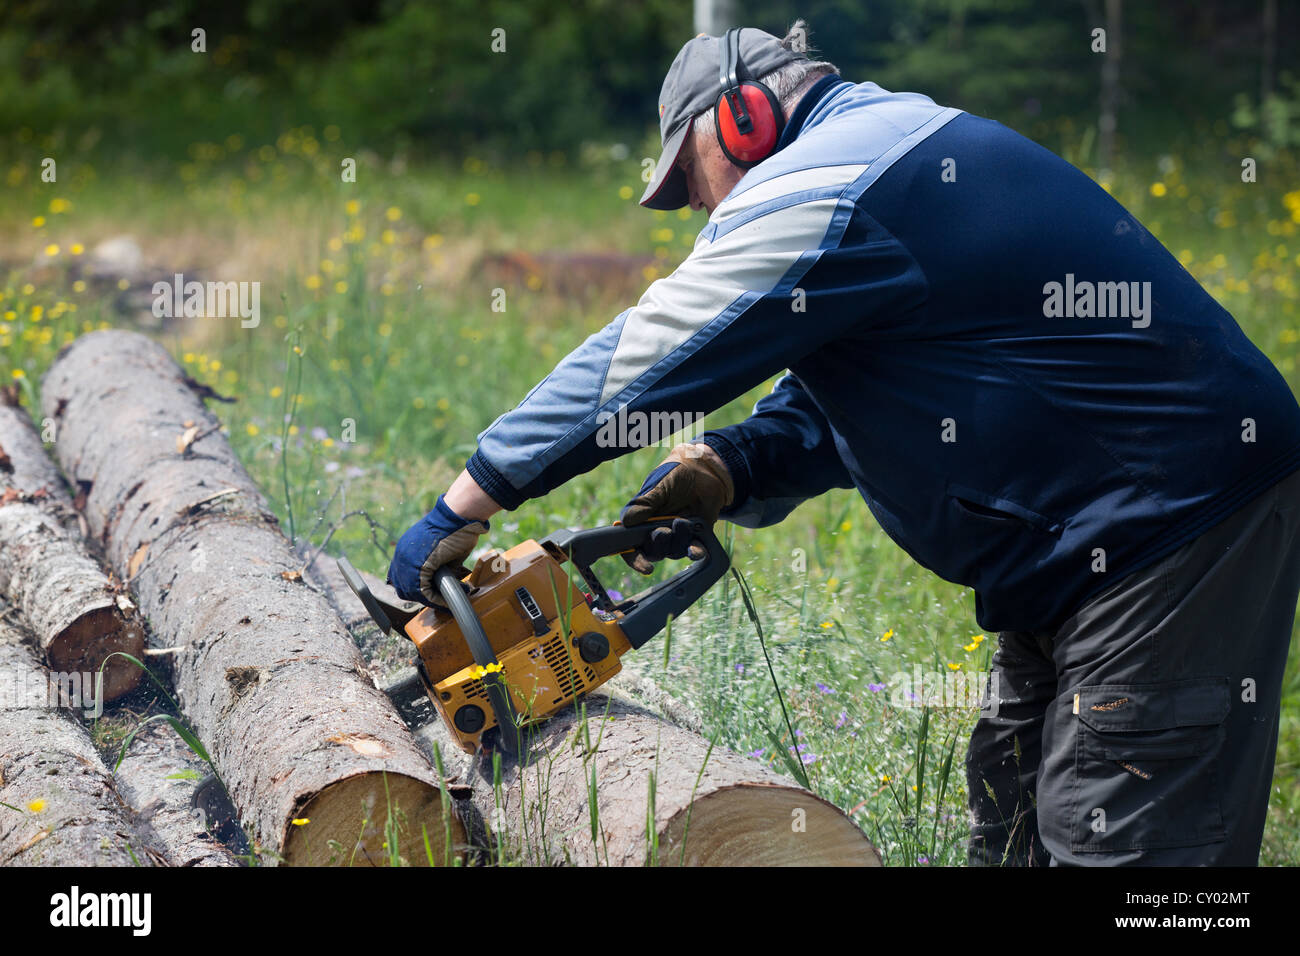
620, 442, 735, 574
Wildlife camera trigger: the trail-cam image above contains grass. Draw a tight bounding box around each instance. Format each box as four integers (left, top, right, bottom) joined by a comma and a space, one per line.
2, 114, 1299, 865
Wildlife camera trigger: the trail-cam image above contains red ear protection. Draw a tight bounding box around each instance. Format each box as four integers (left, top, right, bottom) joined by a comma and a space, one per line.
715, 28, 785, 169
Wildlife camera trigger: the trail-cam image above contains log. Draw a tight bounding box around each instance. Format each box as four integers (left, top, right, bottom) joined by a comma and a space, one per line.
0, 622, 158, 866
461, 692, 882, 866
302, 547, 882, 866
41, 331, 468, 866
0, 394, 143, 702
114, 722, 241, 867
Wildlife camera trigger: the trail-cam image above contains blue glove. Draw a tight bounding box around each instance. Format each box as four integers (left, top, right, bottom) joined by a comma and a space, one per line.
387, 494, 490, 606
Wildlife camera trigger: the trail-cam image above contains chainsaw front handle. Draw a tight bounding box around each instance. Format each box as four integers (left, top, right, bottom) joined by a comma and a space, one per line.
543, 516, 730, 649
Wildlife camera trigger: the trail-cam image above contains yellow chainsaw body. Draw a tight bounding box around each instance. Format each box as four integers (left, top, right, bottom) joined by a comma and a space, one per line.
404, 538, 633, 754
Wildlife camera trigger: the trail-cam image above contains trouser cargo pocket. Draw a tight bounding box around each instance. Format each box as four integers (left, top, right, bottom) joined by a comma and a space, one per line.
1069, 677, 1229, 853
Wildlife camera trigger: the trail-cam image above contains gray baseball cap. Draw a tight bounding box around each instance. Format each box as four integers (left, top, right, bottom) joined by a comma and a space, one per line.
640, 27, 805, 210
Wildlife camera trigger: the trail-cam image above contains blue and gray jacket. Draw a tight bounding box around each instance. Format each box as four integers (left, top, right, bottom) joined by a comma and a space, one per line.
466, 76, 1300, 634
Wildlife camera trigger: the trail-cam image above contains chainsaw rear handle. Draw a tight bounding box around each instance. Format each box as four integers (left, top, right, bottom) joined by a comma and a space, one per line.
543, 516, 730, 649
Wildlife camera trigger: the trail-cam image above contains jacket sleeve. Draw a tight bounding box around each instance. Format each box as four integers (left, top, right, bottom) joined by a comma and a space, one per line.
464, 176, 926, 512
697, 371, 857, 528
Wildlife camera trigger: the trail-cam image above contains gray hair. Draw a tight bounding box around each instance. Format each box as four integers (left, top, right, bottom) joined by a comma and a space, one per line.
692, 20, 839, 149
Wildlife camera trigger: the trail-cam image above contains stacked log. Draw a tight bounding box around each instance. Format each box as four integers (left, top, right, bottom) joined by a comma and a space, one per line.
113, 722, 241, 867
0, 390, 143, 702
0, 624, 158, 866
40, 331, 468, 866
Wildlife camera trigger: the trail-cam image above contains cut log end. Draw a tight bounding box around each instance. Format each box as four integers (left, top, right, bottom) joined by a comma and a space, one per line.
45, 605, 144, 702
658, 785, 883, 867
281, 772, 466, 867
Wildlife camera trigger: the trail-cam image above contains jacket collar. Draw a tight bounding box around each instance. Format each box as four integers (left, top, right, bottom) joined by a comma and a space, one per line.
775, 75, 850, 152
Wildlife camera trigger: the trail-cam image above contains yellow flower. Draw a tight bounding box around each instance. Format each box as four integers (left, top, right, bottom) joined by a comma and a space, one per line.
270, 385, 283, 398
44, 244, 58, 257
677, 206, 693, 221
840, 520, 852, 532
246, 423, 260, 436
334, 280, 348, 294
322, 437, 334, 448
20, 283, 34, 295
291, 818, 310, 826
468, 662, 504, 679
947, 662, 962, 671
327, 236, 343, 252
381, 229, 396, 245
465, 192, 481, 206
386, 206, 401, 221
826, 576, 838, 589
72, 280, 86, 292
32, 216, 45, 228
27, 798, 45, 813
618, 185, 633, 200
304, 274, 322, 290
1150, 182, 1167, 197
880, 629, 894, 642
821, 620, 833, 629
12, 369, 25, 379
345, 199, 360, 216
49, 197, 70, 214
117, 278, 129, 290
436, 397, 450, 411
880, 775, 891, 784
423, 234, 444, 249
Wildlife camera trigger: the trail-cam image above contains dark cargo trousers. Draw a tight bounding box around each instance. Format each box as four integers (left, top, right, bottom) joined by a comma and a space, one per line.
966, 466, 1300, 865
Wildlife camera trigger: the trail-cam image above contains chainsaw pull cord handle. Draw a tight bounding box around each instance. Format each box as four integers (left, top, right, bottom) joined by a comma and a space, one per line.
433, 565, 523, 756
543, 516, 730, 649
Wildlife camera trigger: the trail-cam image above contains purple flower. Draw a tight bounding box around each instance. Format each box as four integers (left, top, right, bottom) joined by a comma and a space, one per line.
606, 589, 623, 602
917, 855, 929, 864
748, 747, 765, 758
800, 752, 819, 765
816, 682, 835, 694
906, 691, 918, 702
311, 426, 328, 441
868, 682, 885, 693
735, 663, 745, 674
835, 710, 848, 729
794, 728, 804, 738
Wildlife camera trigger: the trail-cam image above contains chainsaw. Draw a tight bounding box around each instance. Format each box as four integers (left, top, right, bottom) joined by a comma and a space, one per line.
338, 517, 729, 755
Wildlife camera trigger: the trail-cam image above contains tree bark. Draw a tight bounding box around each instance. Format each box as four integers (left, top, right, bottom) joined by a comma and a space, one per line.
41, 331, 468, 866
113, 722, 240, 867
0, 625, 158, 866
302, 547, 881, 866
0, 396, 143, 702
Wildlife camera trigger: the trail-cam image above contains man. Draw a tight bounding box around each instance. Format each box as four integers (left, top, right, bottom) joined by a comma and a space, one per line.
389, 23, 1300, 865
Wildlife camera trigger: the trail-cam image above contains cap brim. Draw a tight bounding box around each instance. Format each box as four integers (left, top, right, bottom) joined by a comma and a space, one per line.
639, 117, 693, 211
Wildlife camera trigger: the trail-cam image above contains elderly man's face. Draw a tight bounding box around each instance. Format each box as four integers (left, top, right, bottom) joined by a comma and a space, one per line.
678, 120, 746, 217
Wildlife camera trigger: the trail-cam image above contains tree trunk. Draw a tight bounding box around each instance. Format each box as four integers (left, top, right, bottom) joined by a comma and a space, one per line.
40, 331, 468, 866
0, 625, 158, 866
0, 396, 143, 703
113, 722, 240, 867
301, 547, 881, 866
461, 693, 881, 866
